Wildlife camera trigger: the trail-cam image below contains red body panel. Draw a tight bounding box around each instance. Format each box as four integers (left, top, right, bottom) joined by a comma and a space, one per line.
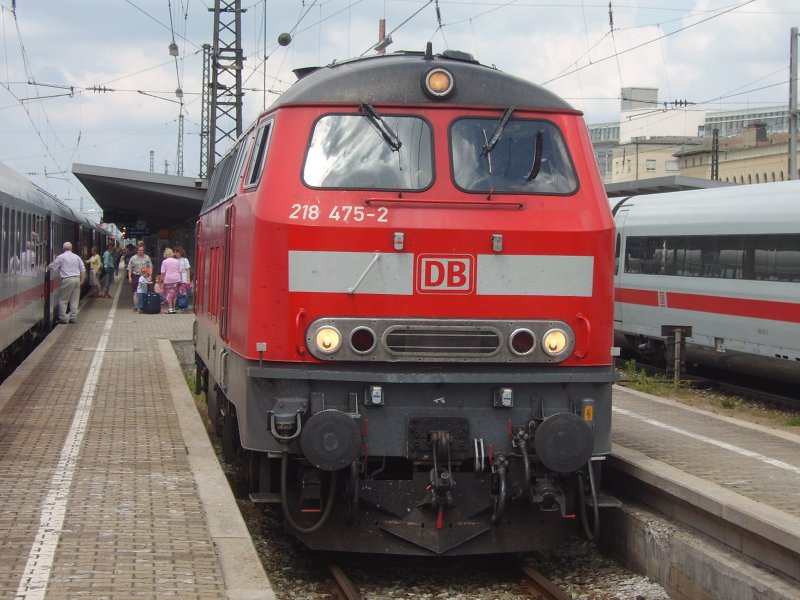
196, 106, 614, 366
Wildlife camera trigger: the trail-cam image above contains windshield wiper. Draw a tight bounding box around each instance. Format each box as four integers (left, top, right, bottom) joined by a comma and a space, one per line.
481, 107, 515, 156
525, 130, 544, 181
359, 104, 402, 152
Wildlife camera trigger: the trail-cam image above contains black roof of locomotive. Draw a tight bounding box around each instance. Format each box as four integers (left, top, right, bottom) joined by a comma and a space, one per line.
270, 48, 577, 113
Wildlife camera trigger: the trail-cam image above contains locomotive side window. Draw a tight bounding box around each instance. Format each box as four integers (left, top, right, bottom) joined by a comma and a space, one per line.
450, 118, 577, 194
303, 114, 433, 190
624, 234, 800, 283
244, 121, 273, 189
224, 138, 251, 199
203, 153, 233, 211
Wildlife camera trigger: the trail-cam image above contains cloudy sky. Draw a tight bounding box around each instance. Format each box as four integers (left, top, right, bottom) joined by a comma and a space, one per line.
0, 0, 797, 214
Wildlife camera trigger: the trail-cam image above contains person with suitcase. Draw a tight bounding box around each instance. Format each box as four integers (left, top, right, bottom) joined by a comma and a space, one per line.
160, 248, 182, 314
140, 269, 163, 314
127, 244, 152, 311
175, 246, 191, 312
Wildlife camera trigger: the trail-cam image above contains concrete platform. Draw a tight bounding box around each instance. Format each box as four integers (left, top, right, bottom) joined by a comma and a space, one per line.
606, 386, 800, 599
0, 277, 274, 599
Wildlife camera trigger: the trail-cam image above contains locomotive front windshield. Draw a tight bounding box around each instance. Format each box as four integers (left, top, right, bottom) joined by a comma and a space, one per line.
451, 118, 578, 194
303, 114, 433, 190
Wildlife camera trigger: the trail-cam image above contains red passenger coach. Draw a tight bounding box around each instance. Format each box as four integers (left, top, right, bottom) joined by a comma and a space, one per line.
194, 45, 616, 555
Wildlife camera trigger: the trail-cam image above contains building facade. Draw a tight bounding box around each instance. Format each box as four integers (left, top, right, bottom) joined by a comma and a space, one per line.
588, 88, 798, 186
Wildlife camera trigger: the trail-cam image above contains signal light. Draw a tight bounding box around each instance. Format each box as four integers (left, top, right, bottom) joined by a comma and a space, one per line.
424, 68, 454, 99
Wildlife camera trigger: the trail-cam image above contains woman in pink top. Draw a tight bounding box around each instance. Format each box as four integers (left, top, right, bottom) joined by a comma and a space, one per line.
160, 247, 182, 313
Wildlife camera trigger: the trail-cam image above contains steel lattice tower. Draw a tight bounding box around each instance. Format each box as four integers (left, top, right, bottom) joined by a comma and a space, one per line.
207, 0, 245, 178
176, 112, 184, 176
199, 44, 211, 180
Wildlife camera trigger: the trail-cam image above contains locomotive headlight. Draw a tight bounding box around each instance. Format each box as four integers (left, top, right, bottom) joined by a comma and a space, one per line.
424, 68, 454, 99
509, 328, 536, 356
314, 326, 342, 354
542, 328, 569, 357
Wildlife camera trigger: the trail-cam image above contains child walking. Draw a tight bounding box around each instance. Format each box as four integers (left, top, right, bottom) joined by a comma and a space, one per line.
135, 267, 152, 313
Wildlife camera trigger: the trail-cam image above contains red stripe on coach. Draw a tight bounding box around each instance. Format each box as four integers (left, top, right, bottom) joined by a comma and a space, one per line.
616, 287, 800, 324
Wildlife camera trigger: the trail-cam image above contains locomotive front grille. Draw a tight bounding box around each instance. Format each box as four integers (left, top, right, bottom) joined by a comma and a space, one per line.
306, 317, 576, 363
385, 327, 501, 355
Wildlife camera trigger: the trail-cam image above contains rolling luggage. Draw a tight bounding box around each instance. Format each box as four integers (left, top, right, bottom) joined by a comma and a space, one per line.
142, 292, 162, 314
176, 293, 189, 311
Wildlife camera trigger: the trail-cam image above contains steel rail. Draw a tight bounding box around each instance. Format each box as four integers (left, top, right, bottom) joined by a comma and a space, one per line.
519, 564, 572, 600
326, 558, 362, 600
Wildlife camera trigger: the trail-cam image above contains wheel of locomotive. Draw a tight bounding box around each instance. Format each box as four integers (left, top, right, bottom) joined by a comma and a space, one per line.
247, 452, 261, 491
205, 371, 223, 437
591, 459, 602, 491
246, 453, 278, 496
221, 396, 239, 463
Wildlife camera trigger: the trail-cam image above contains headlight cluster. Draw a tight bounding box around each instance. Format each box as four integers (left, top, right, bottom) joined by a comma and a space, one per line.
312, 325, 378, 356
307, 318, 576, 363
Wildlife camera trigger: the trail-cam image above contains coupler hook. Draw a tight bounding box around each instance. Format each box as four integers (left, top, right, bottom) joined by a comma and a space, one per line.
429, 431, 455, 513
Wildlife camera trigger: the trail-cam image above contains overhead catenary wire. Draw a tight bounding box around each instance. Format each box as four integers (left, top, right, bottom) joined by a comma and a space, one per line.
541, 0, 759, 85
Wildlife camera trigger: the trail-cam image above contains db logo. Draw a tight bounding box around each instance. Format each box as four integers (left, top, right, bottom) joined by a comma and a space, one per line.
416, 254, 474, 294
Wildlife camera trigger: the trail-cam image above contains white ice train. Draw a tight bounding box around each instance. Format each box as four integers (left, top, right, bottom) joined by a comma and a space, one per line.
0, 162, 110, 374
611, 180, 800, 385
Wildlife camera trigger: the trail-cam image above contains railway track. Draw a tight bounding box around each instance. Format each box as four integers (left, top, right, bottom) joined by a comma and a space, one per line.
519, 564, 573, 599
323, 555, 574, 600
326, 556, 362, 600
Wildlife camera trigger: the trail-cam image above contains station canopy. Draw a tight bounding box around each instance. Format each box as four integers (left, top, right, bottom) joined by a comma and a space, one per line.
72, 163, 206, 238
604, 175, 731, 198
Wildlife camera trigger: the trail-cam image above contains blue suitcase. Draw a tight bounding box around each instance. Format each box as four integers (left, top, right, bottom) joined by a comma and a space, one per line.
142, 292, 161, 314
176, 293, 189, 311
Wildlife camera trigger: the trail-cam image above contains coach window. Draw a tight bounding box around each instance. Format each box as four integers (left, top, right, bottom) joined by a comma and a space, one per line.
1, 206, 8, 274
624, 236, 665, 274
9, 208, 20, 274
753, 235, 800, 282
450, 118, 577, 194
244, 121, 273, 188
33, 214, 44, 269
303, 114, 433, 190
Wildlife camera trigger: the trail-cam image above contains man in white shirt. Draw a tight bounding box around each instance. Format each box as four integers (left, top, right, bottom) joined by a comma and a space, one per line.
48, 242, 86, 324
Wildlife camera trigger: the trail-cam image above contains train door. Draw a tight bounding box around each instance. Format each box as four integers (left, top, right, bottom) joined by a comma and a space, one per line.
194, 220, 203, 313
612, 207, 631, 328
219, 204, 234, 341
43, 213, 53, 328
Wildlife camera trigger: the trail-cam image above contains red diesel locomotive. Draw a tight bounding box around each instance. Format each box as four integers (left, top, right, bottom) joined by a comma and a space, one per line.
194, 45, 616, 555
